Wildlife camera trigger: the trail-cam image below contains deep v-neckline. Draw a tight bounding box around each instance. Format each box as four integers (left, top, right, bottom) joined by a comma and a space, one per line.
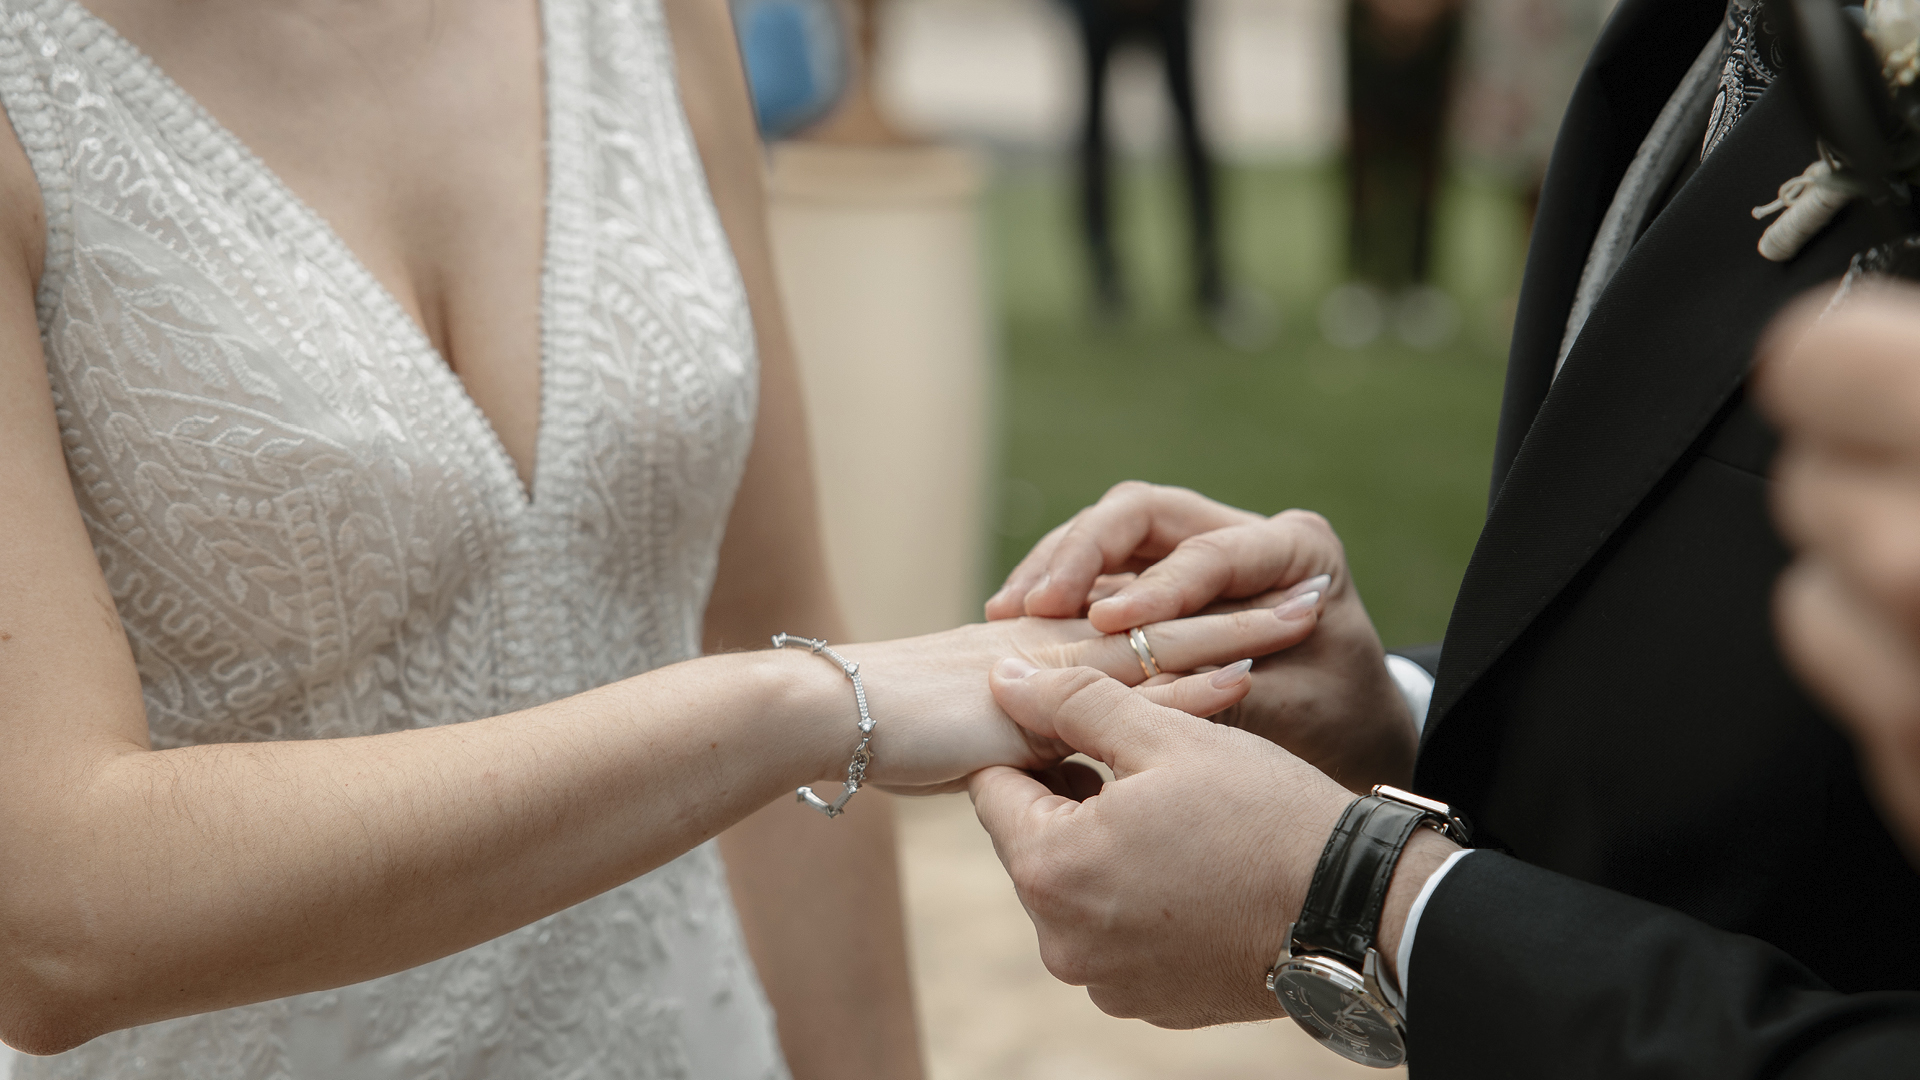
55, 0, 570, 509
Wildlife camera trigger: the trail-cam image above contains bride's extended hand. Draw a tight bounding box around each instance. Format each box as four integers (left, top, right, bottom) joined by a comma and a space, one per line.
823, 605, 1321, 795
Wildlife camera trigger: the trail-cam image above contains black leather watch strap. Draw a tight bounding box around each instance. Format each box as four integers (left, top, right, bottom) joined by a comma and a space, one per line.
1291, 795, 1428, 966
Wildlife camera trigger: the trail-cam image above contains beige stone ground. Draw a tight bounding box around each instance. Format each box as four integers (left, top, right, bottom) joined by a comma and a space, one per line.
896, 794, 1406, 1080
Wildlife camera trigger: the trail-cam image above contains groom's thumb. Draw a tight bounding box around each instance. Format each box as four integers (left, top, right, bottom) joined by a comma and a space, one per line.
989, 660, 1191, 773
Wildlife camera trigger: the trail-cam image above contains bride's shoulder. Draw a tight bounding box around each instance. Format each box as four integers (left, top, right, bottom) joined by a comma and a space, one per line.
0, 96, 43, 294
0, 2, 60, 290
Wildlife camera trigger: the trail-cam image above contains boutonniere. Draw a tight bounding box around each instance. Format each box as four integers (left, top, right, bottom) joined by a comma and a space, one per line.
1755, 0, 1920, 263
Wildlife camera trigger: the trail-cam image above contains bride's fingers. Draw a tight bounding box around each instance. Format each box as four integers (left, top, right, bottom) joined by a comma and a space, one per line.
1086, 572, 1139, 607
1135, 663, 1254, 719
1069, 601, 1323, 685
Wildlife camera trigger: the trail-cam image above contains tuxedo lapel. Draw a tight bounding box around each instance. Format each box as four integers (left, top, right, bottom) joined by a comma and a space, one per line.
1425, 85, 1887, 735
1491, 0, 1727, 502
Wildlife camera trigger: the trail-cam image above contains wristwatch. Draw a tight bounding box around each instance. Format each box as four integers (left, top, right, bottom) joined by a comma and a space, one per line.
1266, 784, 1471, 1068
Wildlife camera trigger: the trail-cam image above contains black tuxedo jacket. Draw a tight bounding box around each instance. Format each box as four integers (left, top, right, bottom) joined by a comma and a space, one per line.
1402, 0, 1920, 1074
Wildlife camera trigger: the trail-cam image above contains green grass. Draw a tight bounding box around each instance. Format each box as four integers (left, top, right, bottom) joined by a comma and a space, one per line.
984, 158, 1530, 648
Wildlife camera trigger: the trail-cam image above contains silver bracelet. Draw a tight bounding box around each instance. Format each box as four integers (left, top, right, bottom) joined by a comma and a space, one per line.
772, 633, 875, 818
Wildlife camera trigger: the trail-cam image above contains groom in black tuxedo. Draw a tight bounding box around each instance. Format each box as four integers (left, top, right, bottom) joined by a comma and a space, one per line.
970, 0, 1920, 1074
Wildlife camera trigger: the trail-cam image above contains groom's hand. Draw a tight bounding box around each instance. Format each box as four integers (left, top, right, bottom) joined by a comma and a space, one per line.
968, 663, 1457, 1029
987, 482, 1414, 791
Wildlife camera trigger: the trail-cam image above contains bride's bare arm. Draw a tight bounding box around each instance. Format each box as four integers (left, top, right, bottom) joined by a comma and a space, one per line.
0, 283, 862, 1058
0, 217, 1292, 1061
662, 1, 923, 1076
0, 5, 1309, 1057
0, 95, 916, 1047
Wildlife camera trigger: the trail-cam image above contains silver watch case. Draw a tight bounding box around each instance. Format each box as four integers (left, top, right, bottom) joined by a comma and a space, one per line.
1266, 922, 1408, 1069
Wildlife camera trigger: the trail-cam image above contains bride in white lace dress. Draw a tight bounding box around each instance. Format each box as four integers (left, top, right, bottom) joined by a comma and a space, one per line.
0, 1, 1303, 1077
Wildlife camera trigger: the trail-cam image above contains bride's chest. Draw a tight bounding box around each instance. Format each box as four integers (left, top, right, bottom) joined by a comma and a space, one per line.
10, 0, 758, 709
72, 0, 555, 482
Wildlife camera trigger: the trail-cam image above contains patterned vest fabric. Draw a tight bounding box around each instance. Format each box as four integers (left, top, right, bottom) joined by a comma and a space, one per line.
1702, 0, 1781, 160
0, 0, 788, 1075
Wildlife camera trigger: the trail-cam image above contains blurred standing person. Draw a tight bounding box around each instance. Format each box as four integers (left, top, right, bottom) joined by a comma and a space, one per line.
0, 0, 1292, 1075
1064, 0, 1225, 322
978, 0, 1920, 1072
1344, 0, 1462, 294
1454, 0, 1609, 224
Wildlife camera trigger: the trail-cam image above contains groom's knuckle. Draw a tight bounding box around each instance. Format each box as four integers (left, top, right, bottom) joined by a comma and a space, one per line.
1178, 529, 1236, 566
1016, 842, 1097, 911
1273, 508, 1333, 545
1008, 850, 1048, 896
1275, 509, 1347, 563
1019, 863, 1076, 924
1274, 507, 1330, 531
1103, 479, 1155, 505
1087, 985, 1141, 1019
1059, 673, 1126, 719
1143, 710, 1193, 748
1039, 940, 1093, 985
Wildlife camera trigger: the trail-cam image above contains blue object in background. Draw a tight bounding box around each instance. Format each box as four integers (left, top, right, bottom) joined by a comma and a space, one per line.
733, 0, 849, 139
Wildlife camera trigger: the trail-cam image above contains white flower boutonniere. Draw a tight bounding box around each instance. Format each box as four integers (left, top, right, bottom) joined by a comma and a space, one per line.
1757, 0, 1920, 262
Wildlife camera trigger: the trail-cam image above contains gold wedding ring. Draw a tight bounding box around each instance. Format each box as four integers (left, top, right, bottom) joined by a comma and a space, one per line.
1127, 626, 1161, 679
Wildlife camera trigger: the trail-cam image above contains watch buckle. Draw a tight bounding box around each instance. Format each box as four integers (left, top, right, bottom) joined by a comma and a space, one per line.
1371, 783, 1473, 844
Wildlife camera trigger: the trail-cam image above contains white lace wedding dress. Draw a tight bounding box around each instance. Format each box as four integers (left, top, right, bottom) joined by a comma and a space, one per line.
0, 0, 789, 1076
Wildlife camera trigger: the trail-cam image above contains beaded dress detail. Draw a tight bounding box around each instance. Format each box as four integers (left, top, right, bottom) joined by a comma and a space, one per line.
0, 0, 785, 1075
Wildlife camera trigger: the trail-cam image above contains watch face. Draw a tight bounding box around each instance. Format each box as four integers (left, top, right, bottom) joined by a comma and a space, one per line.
1270, 958, 1407, 1068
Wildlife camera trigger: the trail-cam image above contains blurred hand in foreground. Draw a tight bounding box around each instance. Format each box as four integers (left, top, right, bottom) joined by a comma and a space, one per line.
986, 481, 1414, 790
967, 662, 1458, 1027
1758, 283, 1920, 856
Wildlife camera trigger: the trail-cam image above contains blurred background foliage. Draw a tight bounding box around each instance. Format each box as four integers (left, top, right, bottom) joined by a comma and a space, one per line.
987, 159, 1528, 647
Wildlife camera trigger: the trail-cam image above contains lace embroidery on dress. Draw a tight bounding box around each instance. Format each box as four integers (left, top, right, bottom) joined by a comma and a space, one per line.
0, 0, 787, 1076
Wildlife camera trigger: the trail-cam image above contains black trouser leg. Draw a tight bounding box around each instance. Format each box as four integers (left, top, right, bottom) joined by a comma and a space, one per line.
1155, 0, 1223, 309
1345, 0, 1398, 287
1344, 0, 1461, 289
1408, 124, 1443, 284
1074, 8, 1123, 311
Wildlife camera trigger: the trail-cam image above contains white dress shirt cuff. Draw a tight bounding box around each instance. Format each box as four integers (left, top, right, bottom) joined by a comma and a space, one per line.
1392, 846, 1475, 1022
1385, 653, 1436, 737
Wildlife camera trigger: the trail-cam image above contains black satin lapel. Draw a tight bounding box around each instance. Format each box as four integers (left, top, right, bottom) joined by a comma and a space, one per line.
1426, 85, 1886, 733
1492, 0, 1728, 507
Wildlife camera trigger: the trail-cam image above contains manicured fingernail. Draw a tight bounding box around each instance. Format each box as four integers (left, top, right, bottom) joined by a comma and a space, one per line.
1284, 574, 1331, 599
1208, 659, 1253, 687
997, 657, 1040, 679
1274, 591, 1320, 620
